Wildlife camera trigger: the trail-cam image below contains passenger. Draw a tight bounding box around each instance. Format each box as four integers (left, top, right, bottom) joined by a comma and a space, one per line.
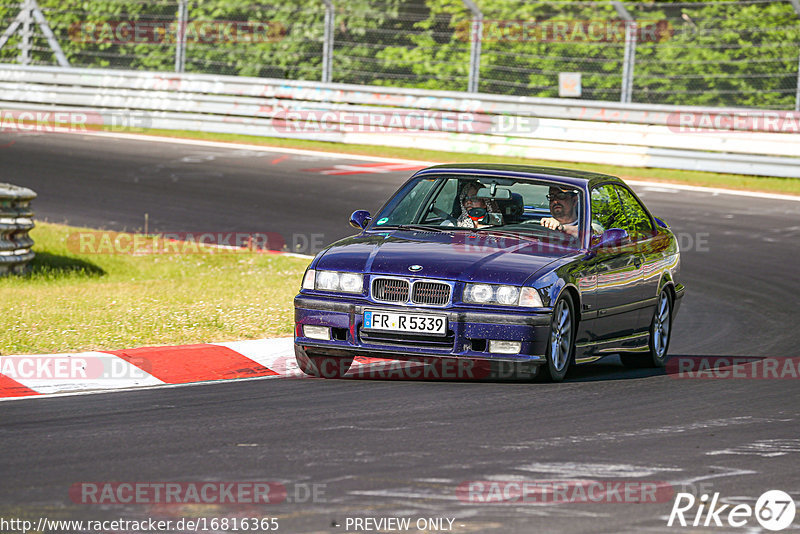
457, 183, 502, 228
540, 186, 580, 238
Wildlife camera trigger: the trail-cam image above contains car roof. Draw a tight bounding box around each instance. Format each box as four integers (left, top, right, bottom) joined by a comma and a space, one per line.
415, 163, 624, 190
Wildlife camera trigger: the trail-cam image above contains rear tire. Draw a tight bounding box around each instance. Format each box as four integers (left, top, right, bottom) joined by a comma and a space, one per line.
620, 289, 673, 369
540, 296, 575, 382
296, 350, 353, 378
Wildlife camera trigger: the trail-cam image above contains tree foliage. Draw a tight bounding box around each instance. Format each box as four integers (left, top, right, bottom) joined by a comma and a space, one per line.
1, 0, 798, 108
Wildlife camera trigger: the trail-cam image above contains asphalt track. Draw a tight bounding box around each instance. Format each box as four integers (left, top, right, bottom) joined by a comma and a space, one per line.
2, 131, 799, 533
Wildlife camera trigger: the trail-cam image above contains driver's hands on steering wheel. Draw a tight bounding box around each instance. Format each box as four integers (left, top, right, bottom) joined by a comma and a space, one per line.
540, 217, 579, 238
540, 217, 566, 232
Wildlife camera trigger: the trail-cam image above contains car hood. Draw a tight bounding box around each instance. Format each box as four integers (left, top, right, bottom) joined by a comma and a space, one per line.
315, 230, 576, 286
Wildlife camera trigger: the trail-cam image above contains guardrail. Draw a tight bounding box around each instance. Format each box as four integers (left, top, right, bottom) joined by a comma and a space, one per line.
0, 183, 36, 275
1, 64, 799, 178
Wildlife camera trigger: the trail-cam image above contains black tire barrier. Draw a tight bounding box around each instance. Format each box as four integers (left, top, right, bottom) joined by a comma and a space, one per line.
0, 183, 36, 275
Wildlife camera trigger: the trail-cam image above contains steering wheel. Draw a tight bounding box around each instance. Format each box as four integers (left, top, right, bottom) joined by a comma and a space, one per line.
429, 206, 458, 224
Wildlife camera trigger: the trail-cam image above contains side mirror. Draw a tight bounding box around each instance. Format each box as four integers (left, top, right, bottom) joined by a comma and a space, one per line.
654, 217, 669, 228
590, 228, 629, 251
349, 210, 372, 230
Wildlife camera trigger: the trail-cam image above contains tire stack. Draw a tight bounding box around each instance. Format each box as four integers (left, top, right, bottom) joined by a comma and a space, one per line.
0, 183, 36, 275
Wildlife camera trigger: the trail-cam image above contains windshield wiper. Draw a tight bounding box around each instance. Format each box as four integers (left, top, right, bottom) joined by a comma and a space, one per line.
444, 226, 479, 233
473, 228, 540, 241
393, 224, 447, 233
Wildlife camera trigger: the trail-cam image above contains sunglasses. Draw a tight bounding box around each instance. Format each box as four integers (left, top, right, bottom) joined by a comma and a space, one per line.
547, 191, 576, 201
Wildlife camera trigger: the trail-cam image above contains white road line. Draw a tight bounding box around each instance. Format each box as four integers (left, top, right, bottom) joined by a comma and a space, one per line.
626, 179, 800, 202
706, 438, 800, 457
667, 466, 758, 488
57, 129, 800, 203
515, 462, 683, 478
69, 130, 434, 164
491, 417, 776, 451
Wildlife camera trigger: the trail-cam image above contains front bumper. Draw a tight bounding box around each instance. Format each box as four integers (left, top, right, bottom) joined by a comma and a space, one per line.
294, 295, 551, 364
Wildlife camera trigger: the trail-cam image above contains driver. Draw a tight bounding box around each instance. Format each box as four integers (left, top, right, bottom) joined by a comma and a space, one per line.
540, 186, 580, 238
457, 183, 501, 228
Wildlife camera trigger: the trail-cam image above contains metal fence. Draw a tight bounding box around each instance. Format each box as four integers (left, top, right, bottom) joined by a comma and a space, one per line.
1, 0, 800, 109
2, 64, 799, 177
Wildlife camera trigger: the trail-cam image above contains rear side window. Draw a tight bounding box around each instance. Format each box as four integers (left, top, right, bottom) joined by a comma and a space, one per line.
614, 187, 654, 240
590, 184, 618, 235
591, 184, 653, 241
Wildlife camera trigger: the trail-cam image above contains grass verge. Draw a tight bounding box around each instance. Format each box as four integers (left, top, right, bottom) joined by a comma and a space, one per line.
113, 127, 799, 196
0, 222, 309, 355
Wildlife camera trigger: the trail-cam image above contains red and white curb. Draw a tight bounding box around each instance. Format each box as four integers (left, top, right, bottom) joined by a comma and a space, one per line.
0, 338, 416, 401
0, 338, 288, 400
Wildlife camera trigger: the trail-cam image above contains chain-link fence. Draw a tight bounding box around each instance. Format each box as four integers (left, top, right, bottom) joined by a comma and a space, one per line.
2, 0, 800, 109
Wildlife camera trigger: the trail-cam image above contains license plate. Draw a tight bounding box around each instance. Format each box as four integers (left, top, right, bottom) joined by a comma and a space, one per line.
363, 310, 447, 336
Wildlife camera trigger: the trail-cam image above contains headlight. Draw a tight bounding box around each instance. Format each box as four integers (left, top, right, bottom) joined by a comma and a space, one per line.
464, 283, 543, 307
313, 270, 363, 294
465, 283, 493, 303
339, 273, 363, 293
495, 285, 520, 305
316, 271, 340, 290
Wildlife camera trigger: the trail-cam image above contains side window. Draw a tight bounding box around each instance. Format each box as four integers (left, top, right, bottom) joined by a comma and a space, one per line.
614, 186, 654, 241
590, 184, 618, 236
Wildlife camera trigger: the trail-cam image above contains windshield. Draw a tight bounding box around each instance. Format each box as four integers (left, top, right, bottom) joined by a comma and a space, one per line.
370, 174, 585, 248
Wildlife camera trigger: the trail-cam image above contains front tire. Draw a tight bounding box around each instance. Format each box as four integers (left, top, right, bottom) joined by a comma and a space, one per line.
295, 349, 353, 378
541, 296, 575, 382
620, 289, 673, 369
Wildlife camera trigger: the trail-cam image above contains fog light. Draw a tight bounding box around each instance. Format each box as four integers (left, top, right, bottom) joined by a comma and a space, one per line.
489, 340, 521, 354
303, 325, 330, 340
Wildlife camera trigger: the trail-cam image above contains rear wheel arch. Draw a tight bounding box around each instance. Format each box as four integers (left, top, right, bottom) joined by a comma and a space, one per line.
657, 274, 677, 304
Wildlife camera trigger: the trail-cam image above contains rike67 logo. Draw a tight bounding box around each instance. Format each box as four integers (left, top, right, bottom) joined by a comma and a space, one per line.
668, 490, 796, 531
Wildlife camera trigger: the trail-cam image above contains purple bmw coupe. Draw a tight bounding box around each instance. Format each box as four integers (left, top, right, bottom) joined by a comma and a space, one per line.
294, 164, 684, 381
